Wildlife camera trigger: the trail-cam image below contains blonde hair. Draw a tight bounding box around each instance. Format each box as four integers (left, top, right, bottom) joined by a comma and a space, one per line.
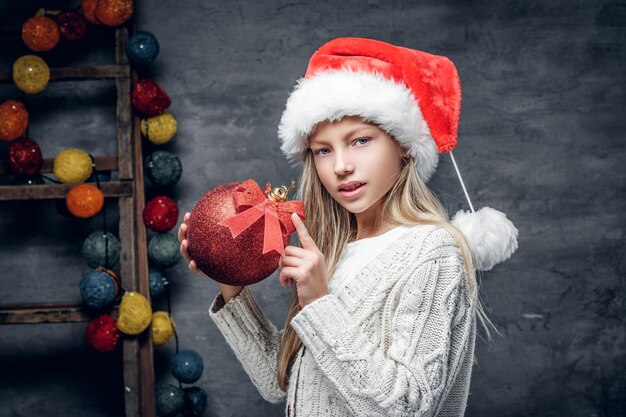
276, 129, 500, 391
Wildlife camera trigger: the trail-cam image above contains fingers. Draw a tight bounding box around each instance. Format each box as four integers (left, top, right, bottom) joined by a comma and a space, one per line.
278, 266, 297, 287
177, 212, 191, 243
179, 238, 191, 261
291, 212, 314, 249
189, 260, 203, 276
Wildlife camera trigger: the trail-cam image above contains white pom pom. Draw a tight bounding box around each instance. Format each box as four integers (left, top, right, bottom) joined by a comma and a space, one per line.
451, 207, 519, 271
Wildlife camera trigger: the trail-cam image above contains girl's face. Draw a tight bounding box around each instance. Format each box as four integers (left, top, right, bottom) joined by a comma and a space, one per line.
308, 116, 406, 219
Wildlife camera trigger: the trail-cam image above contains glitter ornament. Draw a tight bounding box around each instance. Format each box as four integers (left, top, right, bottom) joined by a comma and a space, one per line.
116, 291, 152, 335
95, 0, 134, 27
148, 233, 181, 267
53, 148, 93, 184
7, 137, 43, 175
170, 349, 204, 384
155, 385, 185, 417
13, 55, 50, 94
143, 196, 179, 232
66, 183, 104, 218
0, 100, 29, 141
79, 268, 118, 309
131, 79, 171, 116
81, 0, 100, 25
183, 387, 208, 417
187, 179, 304, 285
81, 231, 120, 269
151, 311, 176, 346
22, 16, 60, 52
85, 314, 121, 352
140, 112, 177, 145
126, 30, 159, 65
148, 267, 166, 298
56, 11, 88, 41
144, 151, 182, 186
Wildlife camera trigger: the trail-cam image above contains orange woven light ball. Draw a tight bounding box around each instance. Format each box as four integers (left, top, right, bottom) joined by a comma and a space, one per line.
22, 16, 60, 52
66, 184, 104, 218
81, 0, 101, 25
0, 100, 29, 141
95, 0, 134, 27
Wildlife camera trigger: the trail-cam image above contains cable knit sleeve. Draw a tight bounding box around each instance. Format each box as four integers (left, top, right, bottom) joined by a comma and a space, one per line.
208, 286, 287, 404
290, 231, 474, 416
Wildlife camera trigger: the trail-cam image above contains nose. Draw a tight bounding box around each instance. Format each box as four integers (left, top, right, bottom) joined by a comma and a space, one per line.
333, 151, 354, 175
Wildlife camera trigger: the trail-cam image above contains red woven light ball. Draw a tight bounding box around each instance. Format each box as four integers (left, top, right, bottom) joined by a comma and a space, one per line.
22, 16, 60, 52
131, 79, 171, 116
143, 196, 179, 232
186, 182, 290, 286
8, 136, 43, 175
95, 0, 134, 27
81, 0, 100, 25
85, 314, 121, 352
56, 11, 88, 42
66, 184, 104, 218
0, 100, 29, 141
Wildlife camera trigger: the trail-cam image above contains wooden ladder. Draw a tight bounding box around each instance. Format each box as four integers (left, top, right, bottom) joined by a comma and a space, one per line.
0, 23, 155, 417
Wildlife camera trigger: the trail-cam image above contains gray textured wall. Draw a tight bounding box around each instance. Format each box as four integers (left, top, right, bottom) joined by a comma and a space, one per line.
1, 0, 625, 416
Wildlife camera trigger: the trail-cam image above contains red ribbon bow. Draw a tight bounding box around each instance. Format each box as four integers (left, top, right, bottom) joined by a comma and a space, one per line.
217, 179, 305, 256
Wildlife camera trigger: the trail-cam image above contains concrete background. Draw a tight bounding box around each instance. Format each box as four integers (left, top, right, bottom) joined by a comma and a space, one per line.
1, 0, 625, 416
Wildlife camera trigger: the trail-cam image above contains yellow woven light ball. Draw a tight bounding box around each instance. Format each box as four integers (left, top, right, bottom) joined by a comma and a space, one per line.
151, 311, 176, 346
141, 112, 177, 145
53, 149, 93, 184
13, 55, 50, 94
116, 292, 152, 335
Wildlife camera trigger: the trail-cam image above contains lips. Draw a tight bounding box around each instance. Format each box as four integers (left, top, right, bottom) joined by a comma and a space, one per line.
338, 182, 365, 192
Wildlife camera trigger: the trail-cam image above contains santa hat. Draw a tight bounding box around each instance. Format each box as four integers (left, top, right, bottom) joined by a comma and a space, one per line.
277, 37, 518, 271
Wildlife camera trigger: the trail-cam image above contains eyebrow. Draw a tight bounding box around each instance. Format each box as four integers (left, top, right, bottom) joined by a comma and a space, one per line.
309, 126, 374, 147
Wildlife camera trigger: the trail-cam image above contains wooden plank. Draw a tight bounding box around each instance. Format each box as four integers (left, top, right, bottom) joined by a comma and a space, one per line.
0, 302, 119, 324
0, 180, 132, 200
116, 22, 156, 417
0, 65, 130, 83
0, 156, 118, 175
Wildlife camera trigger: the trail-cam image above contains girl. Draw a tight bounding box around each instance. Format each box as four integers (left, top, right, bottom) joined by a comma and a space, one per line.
178, 37, 518, 417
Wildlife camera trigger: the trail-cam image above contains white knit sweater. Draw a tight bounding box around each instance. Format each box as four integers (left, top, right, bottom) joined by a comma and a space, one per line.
208, 224, 477, 417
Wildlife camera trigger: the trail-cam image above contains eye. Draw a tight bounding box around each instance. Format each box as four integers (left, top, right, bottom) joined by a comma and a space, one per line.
313, 148, 329, 156
355, 137, 370, 145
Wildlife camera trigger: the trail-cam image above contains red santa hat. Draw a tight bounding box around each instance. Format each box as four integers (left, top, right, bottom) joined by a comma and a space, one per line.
277, 37, 518, 271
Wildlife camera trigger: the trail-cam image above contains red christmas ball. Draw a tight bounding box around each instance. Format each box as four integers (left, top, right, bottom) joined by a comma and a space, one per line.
56, 12, 88, 42
85, 314, 121, 353
8, 136, 43, 175
131, 79, 171, 116
143, 196, 179, 232
186, 182, 290, 286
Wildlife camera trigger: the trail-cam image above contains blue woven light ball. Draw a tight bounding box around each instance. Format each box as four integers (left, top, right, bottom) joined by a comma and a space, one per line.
183, 386, 207, 416
170, 349, 204, 383
144, 151, 182, 187
148, 233, 181, 267
81, 231, 120, 269
155, 384, 185, 417
149, 267, 166, 298
79, 269, 117, 309
126, 31, 159, 65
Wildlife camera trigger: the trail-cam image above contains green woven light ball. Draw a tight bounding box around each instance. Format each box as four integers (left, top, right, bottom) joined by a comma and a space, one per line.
155, 384, 185, 417
81, 231, 120, 268
148, 233, 181, 267
144, 150, 182, 186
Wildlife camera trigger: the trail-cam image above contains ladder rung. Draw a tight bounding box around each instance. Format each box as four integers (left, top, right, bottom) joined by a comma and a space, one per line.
0, 156, 118, 175
0, 64, 130, 83
0, 180, 133, 200
0, 302, 118, 324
